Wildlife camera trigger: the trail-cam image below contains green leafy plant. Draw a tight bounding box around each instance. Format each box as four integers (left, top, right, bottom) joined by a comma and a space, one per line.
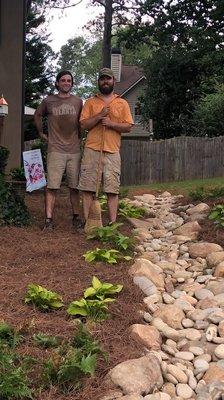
87, 223, 123, 242
0, 146, 9, 175
10, 167, 26, 182
67, 298, 113, 321
0, 175, 30, 227
209, 204, 224, 227
0, 347, 33, 399
33, 332, 60, 348
119, 187, 129, 199
0, 322, 22, 348
83, 248, 131, 264
42, 325, 105, 391
118, 200, 146, 218
84, 276, 123, 301
189, 186, 224, 201
113, 232, 133, 251
25, 284, 64, 311
98, 194, 107, 211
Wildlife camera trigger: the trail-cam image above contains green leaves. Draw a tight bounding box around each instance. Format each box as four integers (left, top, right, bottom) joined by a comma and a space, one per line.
87, 223, 134, 251
118, 200, 146, 218
67, 277, 123, 321
33, 333, 60, 348
83, 248, 120, 264
84, 276, 123, 301
25, 284, 64, 311
209, 204, 224, 228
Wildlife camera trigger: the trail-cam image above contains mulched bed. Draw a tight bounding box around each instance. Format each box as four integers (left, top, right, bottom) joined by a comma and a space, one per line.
0, 188, 144, 400
1, 186, 224, 399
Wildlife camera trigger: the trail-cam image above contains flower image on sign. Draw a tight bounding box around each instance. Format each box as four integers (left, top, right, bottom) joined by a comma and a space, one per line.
23, 149, 46, 192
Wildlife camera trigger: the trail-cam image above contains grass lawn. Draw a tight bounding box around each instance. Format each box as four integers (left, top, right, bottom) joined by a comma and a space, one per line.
123, 176, 224, 197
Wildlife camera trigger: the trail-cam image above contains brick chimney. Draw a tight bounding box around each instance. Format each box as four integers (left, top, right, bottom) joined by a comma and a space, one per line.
111, 48, 122, 82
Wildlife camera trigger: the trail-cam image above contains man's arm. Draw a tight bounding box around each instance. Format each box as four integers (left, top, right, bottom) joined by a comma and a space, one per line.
101, 117, 132, 133
80, 106, 109, 130
34, 105, 48, 142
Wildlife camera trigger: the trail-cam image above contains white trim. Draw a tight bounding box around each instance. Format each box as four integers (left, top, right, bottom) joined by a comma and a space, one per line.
119, 76, 146, 97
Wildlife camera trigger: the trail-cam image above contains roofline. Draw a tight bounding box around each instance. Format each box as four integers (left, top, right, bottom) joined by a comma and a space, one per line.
119, 76, 146, 97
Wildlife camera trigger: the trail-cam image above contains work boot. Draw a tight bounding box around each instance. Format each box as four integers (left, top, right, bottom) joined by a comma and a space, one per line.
72, 214, 85, 232
42, 218, 54, 231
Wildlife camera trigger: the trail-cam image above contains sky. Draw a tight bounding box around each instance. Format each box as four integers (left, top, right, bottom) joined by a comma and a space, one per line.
47, 0, 99, 52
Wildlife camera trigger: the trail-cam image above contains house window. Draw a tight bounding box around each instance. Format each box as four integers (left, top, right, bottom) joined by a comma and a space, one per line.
134, 102, 142, 124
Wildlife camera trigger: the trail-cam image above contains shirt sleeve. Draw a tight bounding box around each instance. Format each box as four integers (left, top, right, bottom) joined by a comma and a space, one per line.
122, 100, 134, 125
79, 99, 92, 121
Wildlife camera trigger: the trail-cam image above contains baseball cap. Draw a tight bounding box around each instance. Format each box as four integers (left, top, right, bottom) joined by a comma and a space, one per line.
98, 68, 114, 79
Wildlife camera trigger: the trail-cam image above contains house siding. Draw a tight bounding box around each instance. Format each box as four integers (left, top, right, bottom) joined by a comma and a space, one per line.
120, 81, 152, 136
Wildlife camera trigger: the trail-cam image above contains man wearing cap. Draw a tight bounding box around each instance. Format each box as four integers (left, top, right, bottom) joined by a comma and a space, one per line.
78, 67, 133, 226
34, 70, 83, 230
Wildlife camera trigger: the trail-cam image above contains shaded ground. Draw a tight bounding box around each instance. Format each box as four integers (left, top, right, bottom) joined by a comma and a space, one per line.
0, 188, 143, 400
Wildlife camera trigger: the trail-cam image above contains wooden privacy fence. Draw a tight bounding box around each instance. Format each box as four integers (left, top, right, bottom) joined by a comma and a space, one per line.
120, 136, 224, 185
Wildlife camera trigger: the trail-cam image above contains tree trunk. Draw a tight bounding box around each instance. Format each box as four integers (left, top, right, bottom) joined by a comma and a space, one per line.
102, 0, 113, 67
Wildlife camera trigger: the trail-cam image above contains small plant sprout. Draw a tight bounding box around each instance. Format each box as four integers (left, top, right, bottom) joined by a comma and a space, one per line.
67, 298, 114, 321
83, 248, 132, 264
25, 284, 63, 311
33, 332, 60, 348
84, 276, 123, 301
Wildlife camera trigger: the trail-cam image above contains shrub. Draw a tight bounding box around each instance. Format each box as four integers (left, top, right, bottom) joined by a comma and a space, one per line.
0, 146, 9, 175
0, 176, 30, 226
10, 166, 26, 181
209, 204, 224, 228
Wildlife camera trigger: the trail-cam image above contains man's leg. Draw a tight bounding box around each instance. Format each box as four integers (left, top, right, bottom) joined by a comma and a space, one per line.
45, 188, 57, 219
69, 188, 80, 215
82, 191, 94, 221
107, 193, 119, 223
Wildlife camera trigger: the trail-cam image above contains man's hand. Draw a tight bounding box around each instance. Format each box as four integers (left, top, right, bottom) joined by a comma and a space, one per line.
102, 116, 113, 128
99, 107, 109, 119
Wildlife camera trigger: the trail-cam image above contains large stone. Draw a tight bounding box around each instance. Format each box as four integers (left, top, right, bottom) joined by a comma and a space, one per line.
108, 355, 163, 395
173, 221, 201, 239
207, 251, 224, 267
130, 324, 162, 350
166, 364, 188, 383
188, 242, 223, 258
207, 280, 224, 295
129, 259, 164, 288
152, 318, 180, 341
153, 304, 185, 329
133, 276, 157, 296
186, 203, 210, 215
214, 261, 224, 277
99, 390, 123, 400
203, 364, 224, 384
176, 383, 193, 399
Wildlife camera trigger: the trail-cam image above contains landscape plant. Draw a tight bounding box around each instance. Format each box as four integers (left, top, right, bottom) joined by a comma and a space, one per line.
83, 248, 131, 264
0, 346, 33, 399
87, 223, 133, 251
0, 321, 22, 348
33, 332, 60, 348
0, 176, 30, 227
118, 200, 146, 218
83, 276, 123, 301
0, 146, 9, 175
42, 324, 106, 391
25, 284, 64, 311
209, 204, 224, 228
10, 166, 26, 182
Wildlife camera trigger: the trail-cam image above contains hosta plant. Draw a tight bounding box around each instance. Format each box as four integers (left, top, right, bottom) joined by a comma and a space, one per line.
67, 298, 114, 321
25, 284, 63, 311
87, 224, 133, 251
209, 204, 224, 227
83, 248, 131, 264
118, 200, 146, 218
84, 276, 123, 301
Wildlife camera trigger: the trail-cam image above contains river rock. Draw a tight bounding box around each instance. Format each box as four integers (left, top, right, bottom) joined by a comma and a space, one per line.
194, 288, 214, 300
133, 276, 157, 296
173, 221, 201, 240
152, 318, 180, 341
203, 363, 224, 384
214, 344, 224, 359
214, 261, 224, 277
188, 242, 223, 259
130, 324, 162, 350
153, 304, 185, 329
186, 203, 210, 215
108, 355, 163, 395
166, 364, 188, 383
129, 258, 164, 288
207, 280, 224, 295
206, 251, 224, 267
176, 383, 193, 399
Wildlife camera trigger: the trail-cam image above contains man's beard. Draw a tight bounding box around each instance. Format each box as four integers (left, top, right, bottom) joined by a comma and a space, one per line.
99, 83, 114, 95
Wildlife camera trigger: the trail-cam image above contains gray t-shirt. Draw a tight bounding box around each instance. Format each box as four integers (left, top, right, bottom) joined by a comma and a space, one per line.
36, 94, 82, 154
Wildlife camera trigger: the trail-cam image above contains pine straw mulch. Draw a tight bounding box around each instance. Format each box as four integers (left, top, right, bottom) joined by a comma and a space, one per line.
0, 188, 144, 400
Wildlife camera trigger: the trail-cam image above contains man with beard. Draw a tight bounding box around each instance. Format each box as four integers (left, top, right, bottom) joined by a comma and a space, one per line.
78, 68, 133, 226
34, 70, 83, 230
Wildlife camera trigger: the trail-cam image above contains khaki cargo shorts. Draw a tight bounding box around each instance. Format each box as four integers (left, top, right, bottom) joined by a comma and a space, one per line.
78, 148, 121, 194
47, 151, 81, 189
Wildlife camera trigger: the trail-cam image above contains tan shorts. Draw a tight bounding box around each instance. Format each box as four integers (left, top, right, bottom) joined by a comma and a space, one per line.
47, 151, 81, 189
78, 148, 121, 194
